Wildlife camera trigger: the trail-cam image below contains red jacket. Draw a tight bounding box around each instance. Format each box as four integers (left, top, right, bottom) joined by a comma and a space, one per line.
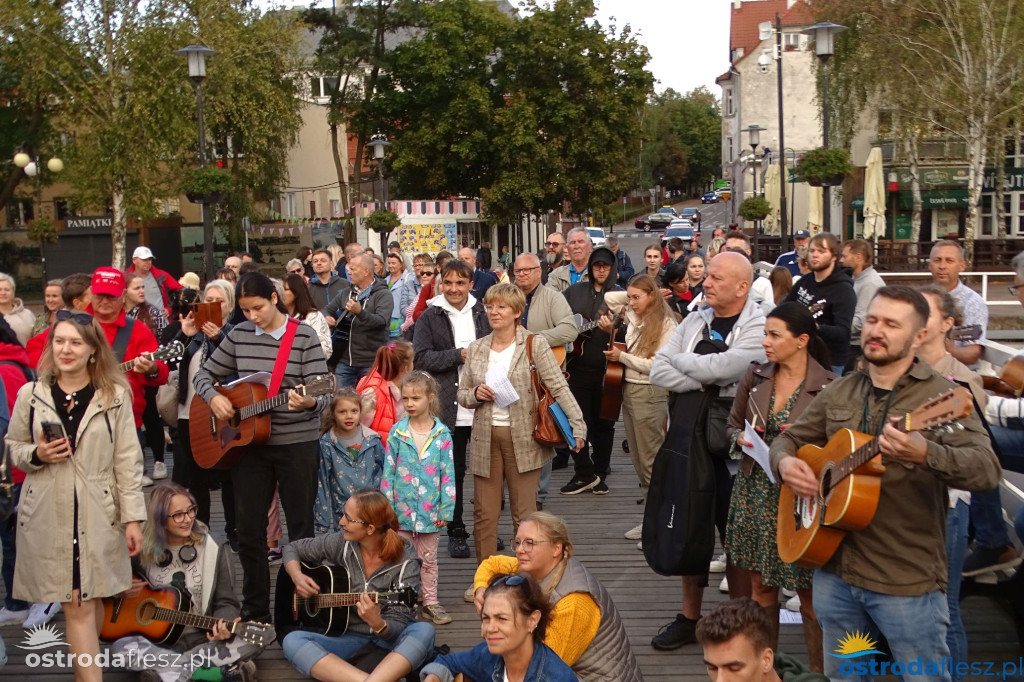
356, 370, 398, 440
125, 264, 183, 315
86, 306, 169, 427
0, 343, 31, 483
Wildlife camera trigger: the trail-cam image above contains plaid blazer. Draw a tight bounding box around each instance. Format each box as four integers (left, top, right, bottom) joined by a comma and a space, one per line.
457, 326, 586, 477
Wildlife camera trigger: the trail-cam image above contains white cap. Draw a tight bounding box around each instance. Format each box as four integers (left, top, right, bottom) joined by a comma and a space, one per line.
133, 246, 155, 260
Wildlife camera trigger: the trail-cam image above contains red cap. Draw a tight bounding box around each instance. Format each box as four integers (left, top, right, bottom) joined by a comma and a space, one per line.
91, 267, 125, 297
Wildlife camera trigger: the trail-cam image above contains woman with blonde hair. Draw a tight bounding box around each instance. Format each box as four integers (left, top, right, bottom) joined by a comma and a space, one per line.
470, 511, 642, 681
705, 237, 726, 261
31, 278, 63, 335
457, 284, 585, 571
0, 272, 37, 344
600, 274, 678, 542
8, 311, 144, 682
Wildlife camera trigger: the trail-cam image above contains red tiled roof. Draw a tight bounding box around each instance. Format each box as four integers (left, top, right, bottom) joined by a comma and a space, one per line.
730, 0, 817, 66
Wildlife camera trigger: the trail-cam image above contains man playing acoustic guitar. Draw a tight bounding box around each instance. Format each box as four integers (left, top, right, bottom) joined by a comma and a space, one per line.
770, 286, 1000, 682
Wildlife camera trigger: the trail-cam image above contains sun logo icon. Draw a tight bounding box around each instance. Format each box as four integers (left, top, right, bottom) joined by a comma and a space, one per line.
20, 623, 67, 651
830, 630, 884, 659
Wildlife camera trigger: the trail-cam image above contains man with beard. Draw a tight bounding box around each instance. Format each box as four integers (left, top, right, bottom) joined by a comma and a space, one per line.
783, 233, 856, 374
539, 231, 567, 284
548, 228, 592, 293
770, 286, 1000, 682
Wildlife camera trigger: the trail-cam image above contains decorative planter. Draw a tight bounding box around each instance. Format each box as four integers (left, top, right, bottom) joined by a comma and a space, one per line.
808, 174, 845, 188
186, 191, 224, 205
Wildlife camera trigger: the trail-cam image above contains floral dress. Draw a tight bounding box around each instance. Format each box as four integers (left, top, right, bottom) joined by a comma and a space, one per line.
725, 381, 814, 591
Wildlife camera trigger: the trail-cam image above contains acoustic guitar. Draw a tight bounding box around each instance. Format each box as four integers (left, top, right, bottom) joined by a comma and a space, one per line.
190, 374, 336, 469
119, 341, 184, 373
776, 387, 972, 569
274, 563, 418, 636
100, 584, 272, 646
983, 355, 1024, 398
598, 309, 627, 421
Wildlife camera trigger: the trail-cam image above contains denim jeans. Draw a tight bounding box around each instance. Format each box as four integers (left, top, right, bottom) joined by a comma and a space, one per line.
814, 569, 951, 682
1, 483, 28, 611
946, 500, 969, 682
281, 622, 435, 676
968, 424, 1024, 551
334, 362, 370, 389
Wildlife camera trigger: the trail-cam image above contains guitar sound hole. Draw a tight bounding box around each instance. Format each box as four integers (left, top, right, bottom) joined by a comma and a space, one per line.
136, 599, 157, 626
820, 470, 832, 500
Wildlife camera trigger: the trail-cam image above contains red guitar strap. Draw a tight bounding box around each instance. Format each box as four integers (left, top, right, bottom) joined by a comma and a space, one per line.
269, 317, 300, 396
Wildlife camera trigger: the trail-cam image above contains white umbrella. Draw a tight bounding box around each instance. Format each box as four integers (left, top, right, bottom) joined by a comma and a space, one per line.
807, 185, 823, 231
763, 164, 781, 236
863, 146, 886, 239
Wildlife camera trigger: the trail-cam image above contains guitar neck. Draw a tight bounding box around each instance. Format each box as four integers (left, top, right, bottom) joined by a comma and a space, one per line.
310, 592, 379, 608
831, 421, 908, 485
149, 606, 234, 634
237, 391, 293, 421
120, 353, 150, 373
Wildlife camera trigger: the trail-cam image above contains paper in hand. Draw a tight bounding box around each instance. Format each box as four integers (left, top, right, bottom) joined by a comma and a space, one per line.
484, 365, 520, 408
742, 420, 776, 484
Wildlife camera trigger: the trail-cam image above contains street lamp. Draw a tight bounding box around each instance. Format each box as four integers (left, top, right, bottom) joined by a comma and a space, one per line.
366, 134, 391, 252
13, 150, 63, 280
742, 124, 766, 256
758, 13, 790, 252
176, 44, 217, 281
801, 21, 846, 234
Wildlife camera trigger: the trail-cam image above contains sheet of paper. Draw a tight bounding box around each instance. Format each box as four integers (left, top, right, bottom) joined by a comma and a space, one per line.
484, 365, 520, 408
742, 420, 776, 484
779, 609, 803, 624
225, 371, 272, 389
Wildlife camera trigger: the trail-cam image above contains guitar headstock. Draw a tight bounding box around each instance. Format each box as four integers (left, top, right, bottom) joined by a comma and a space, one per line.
234, 620, 274, 646
949, 324, 982, 342
380, 585, 419, 608
297, 374, 337, 398
808, 300, 826, 319
905, 387, 973, 432
153, 341, 185, 364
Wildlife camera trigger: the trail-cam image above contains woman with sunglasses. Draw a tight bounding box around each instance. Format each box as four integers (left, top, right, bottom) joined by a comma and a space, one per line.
423, 573, 577, 682
109, 483, 269, 680
281, 489, 435, 682
7, 310, 145, 682
411, 251, 454, 325
470, 512, 641, 682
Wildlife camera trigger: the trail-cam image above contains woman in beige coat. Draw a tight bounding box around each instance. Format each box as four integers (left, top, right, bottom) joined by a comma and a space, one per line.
8, 311, 145, 682
457, 283, 586, 571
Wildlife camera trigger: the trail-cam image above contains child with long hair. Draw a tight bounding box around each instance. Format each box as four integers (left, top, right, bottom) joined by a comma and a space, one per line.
110, 483, 270, 680
314, 389, 387, 534
356, 341, 414, 439
380, 372, 456, 625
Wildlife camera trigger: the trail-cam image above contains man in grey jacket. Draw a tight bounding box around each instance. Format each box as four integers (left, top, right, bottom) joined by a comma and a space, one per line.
547, 227, 593, 293
648, 251, 767, 651
840, 238, 885, 369
324, 253, 393, 387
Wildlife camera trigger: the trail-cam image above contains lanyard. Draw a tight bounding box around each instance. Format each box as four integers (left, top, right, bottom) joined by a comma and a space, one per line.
860, 376, 903, 437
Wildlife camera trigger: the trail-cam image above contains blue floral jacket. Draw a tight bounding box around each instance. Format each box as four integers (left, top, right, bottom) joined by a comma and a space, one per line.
314, 424, 385, 534
380, 416, 456, 532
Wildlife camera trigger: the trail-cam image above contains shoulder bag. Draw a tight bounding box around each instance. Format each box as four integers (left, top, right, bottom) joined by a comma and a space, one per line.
526, 334, 568, 448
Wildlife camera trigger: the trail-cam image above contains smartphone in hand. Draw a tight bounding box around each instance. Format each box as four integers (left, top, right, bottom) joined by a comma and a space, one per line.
41, 421, 67, 443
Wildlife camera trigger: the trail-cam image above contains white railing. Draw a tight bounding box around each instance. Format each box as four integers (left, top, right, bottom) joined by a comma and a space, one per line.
879, 271, 1017, 306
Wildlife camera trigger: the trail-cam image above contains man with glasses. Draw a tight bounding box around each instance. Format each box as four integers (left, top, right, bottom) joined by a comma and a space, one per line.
307, 248, 350, 311
540, 231, 567, 285
285, 259, 307, 282
400, 254, 436, 337
413, 259, 491, 558
514, 252, 580, 500
548, 228, 593, 293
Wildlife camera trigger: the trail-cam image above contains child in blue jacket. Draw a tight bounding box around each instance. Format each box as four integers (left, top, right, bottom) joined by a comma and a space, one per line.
380, 371, 455, 625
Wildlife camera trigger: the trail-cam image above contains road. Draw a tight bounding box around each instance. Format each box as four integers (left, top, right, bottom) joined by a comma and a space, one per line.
609, 197, 731, 274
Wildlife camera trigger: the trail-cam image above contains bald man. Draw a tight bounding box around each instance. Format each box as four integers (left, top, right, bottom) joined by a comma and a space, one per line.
647, 250, 767, 651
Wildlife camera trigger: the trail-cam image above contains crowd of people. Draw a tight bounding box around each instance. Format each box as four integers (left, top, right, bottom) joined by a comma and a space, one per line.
0, 226, 1018, 682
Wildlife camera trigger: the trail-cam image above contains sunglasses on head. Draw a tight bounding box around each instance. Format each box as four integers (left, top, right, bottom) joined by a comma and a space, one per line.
55, 310, 94, 325
490, 574, 526, 588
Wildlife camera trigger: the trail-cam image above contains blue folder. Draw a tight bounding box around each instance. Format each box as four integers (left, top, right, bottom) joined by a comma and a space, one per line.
548, 402, 576, 449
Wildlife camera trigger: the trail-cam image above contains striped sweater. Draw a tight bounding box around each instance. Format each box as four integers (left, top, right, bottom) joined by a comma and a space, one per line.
193, 320, 330, 445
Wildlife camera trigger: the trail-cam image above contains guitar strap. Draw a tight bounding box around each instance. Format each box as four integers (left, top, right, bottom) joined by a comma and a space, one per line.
269, 318, 300, 396
112, 318, 135, 362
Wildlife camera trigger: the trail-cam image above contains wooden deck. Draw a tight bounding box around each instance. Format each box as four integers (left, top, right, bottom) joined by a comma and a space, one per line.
2, 423, 1021, 680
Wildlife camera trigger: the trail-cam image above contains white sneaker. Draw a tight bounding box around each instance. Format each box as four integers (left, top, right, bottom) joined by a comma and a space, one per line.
23, 602, 60, 629
152, 462, 167, 480
0, 607, 27, 626
718, 577, 729, 593
624, 523, 643, 540
141, 475, 154, 487
785, 594, 801, 612
709, 553, 727, 573
464, 585, 477, 603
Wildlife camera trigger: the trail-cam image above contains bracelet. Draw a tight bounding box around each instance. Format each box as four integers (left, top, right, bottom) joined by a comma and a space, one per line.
373, 621, 388, 635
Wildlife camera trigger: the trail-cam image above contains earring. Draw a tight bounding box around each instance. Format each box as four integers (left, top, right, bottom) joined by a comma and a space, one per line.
89, 355, 96, 364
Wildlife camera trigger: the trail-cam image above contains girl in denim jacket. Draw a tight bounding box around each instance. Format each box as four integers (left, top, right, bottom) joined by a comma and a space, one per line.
381, 371, 455, 625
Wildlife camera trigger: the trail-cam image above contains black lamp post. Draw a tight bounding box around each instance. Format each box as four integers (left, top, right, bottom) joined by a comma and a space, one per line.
742, 124, 766, 255
176, 44, 217, 281
366, 134, 391, 252
14, 152, 63, 281
759, 14, 790, 252
801, 21, 846, 234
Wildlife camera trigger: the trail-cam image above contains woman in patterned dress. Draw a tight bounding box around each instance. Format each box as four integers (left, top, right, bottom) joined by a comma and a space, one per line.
724, 301, 837, 672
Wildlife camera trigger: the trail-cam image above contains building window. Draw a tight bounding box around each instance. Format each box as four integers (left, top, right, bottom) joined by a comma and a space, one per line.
286, 193, 296, 218
783, 32, 801, 50
330, 199, 341, 217
5, 199, 33, 227
725, 89, 734, 117
310, 76, 340, 100
727, 137, 734, 163
54, 198, 72, 220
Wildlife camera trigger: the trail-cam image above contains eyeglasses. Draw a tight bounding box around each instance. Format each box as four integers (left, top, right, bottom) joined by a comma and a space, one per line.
545, 241, 563, 248
512, 538, 553, 551
627, 293, 649, 302
289, 269, 303, 275
491, 574, 527, 587
343, 512, 368, 525
485, 304, 513, 313
55, 310, 94, 325
513, 267, 540, 275
1010, 285, 1023, 296
419, 270, 434, 276
169, 506, 198, 524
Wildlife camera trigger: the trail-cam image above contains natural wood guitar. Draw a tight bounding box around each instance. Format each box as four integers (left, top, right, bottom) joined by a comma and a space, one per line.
190, 375, 335, 469
599, 310, 627, 421
274, 563, 418, 636
776, 387, 972, 569
100, 583, 272, 646
983, 355, 1024, 398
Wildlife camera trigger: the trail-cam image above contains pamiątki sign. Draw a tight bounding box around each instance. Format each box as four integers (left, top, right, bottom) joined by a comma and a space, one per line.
63, 215, 114, 234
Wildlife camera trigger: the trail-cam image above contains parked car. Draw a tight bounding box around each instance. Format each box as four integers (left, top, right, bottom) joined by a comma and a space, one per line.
679, 207, 701, 227
635, 211, 674, 232
586, 227, 607, 247
661, 225, 696, 246
702, 192, 718, 204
